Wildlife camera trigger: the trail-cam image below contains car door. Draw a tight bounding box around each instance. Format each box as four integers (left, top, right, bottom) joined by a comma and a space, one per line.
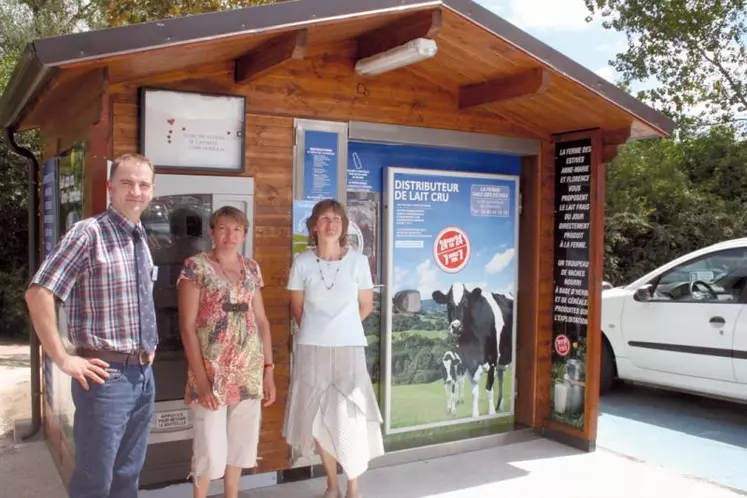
620, 247, 747, 382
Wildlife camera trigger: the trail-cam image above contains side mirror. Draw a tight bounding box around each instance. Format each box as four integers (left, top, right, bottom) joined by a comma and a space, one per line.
393, 290, 421, 314
602, 281, 613, 291
633, 284, 653, 302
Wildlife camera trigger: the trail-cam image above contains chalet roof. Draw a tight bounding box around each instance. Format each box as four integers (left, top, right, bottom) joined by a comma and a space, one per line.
0, 0, 675, 138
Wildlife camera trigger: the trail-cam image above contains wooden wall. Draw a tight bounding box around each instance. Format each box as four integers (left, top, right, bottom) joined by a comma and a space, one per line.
105, 42, 547, 472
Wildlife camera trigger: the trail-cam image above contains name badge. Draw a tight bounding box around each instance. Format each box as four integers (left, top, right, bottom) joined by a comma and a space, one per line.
151, 266, 159, 281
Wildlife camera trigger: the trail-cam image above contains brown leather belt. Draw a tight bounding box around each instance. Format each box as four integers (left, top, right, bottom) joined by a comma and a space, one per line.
77, 348, 154, 366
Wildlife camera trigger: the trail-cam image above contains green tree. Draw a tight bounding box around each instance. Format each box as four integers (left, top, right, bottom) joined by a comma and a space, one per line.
585, 0, 747, 131
604, 127, 747, 286
100, 0, 280, 26
0, 0, 282, 337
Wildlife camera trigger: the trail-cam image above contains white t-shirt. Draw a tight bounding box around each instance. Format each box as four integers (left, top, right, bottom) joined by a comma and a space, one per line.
287, 249, 373, 347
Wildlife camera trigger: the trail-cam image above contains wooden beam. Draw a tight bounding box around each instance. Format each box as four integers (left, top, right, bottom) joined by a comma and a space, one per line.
355, 9, 442, 61
20, 67, 106, 132
234, 29, 308, 84
459, 68, 551, 109
601, 127, 631, 163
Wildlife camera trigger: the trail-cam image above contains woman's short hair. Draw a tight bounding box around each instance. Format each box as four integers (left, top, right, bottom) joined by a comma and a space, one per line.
306, 199, 349, 248
210, 206, 249, 234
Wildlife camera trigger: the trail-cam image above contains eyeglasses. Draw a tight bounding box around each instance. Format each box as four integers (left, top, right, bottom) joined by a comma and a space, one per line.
222, 302, 249, 313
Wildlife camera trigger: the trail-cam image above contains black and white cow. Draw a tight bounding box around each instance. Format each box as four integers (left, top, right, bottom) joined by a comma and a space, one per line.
441, 350, 465, 415
433, 284, 514, 418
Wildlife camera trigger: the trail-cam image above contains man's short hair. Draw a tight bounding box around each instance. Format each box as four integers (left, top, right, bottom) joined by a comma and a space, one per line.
109, 153, 155, 179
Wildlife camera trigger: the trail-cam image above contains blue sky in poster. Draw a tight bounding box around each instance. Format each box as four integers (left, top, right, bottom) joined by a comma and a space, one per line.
390, 169, 518, 300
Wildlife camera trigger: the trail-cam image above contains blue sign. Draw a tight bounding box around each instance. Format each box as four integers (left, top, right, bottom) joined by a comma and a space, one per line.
41, 158, 57, 410
42, 159, 58, 257
303, 130, 338, 201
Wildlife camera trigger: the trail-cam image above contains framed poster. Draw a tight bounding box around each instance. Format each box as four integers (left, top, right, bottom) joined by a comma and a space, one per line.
383, 167, 519, 435
140, 88, 246, 172
292, 119, 348, 202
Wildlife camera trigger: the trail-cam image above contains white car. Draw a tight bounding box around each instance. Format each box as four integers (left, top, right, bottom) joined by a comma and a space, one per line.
601, 238, 747, 403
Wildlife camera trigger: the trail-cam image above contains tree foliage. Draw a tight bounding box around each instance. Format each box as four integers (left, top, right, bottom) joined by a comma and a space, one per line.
605, 126, 747, 286
585, 0, 747, 131
0, 0, 279, 337
100, 0, 281, 26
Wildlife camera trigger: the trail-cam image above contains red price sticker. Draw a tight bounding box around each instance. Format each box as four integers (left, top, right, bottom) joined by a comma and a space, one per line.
434, 226, 470, 273
555, 334, 571, 356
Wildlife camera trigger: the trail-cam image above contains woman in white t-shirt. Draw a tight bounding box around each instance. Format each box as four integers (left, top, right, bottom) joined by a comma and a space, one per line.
283, 199, 383, 498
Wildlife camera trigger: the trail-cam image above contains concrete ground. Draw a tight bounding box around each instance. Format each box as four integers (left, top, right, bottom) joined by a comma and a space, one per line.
3, 434, 745, 498
234, 438, 745, 498
0, 439, 66, 498
599, 383, 747, 493
2, 340, 745, 498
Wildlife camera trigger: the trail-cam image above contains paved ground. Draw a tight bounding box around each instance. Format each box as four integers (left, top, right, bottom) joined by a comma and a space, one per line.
233, 438, 745, 498
0, 439, 66, 498
0, 340, 66, 498
3, 341, 747, 498
598, 382, 747, 493
0, 341, 31, 454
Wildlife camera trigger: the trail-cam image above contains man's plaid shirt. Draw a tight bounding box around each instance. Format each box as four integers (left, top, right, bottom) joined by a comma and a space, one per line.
32, 208, 155, 353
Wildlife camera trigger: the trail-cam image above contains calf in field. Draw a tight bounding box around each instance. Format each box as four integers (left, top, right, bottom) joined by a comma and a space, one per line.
441, 350, 465, 415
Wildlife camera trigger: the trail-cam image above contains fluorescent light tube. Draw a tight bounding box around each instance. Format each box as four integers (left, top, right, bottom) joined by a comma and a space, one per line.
355, 38, 438, 76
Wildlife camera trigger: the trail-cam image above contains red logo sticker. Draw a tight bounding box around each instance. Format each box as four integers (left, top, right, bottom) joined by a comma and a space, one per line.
434, 226, 470, 273
555, 334, 571, 356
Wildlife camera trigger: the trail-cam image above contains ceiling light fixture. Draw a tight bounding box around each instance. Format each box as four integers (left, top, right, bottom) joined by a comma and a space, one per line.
355, 38, 438, 77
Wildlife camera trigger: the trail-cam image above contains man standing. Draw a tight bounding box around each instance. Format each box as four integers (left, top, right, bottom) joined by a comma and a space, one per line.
25, 153, 159, 497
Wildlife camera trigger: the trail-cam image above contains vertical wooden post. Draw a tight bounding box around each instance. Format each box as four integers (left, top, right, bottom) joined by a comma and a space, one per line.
516, 155, 540, 427
86, 79, 112, 216
533, 140, 557, 429
540, 129, 603, 450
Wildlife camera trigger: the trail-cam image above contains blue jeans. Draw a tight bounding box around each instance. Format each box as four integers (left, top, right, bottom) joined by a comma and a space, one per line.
69, 363, 155, 498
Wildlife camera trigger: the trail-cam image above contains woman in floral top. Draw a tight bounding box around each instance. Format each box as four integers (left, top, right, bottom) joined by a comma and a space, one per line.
178, 206, 276, 498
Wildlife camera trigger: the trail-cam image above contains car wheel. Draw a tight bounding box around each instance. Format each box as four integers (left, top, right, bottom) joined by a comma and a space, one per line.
600, 338, 616, 395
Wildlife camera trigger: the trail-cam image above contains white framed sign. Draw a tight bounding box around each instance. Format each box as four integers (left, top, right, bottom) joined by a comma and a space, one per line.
140, 88, 246, 172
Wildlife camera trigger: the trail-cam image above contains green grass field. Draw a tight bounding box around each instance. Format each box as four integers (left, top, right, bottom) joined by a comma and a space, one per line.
292, 233, 308, 256
390, 367, 513, 429
392, 330, 447, 340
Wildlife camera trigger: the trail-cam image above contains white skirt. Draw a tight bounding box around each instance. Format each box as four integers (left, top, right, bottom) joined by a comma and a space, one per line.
283, 344, 384, 479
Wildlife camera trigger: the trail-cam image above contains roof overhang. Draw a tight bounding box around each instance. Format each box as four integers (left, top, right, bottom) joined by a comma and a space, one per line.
0, 0, 675, 137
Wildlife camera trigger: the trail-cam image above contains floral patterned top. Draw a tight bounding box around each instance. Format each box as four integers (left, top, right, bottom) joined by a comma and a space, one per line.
177, 252, 265, 406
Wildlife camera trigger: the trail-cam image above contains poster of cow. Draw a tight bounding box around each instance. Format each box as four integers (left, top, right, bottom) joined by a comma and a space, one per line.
383, 167, 519, 435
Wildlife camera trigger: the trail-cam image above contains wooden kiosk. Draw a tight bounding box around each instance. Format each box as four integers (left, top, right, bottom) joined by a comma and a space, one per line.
0, 0, 674, 491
